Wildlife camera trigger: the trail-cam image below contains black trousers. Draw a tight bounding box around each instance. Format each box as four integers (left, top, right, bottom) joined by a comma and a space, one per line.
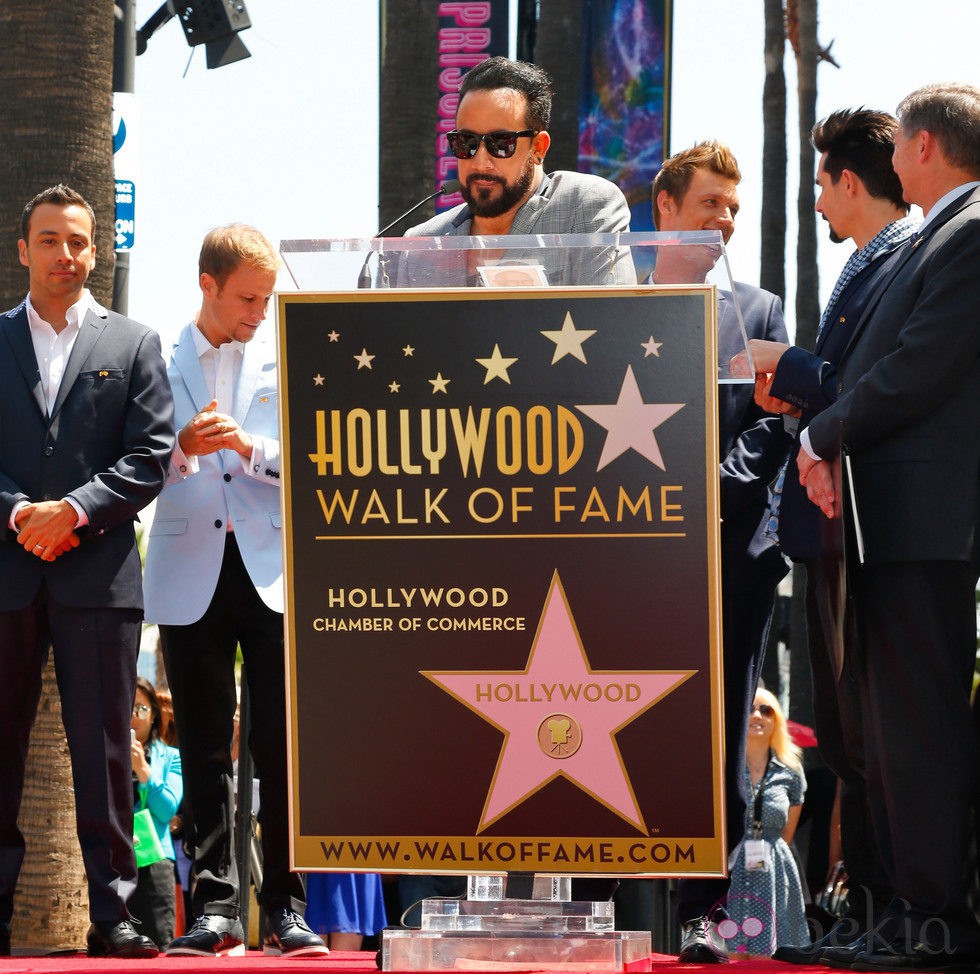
803, 554, 890, 924
0, 587, 141, 924
129, 858, 176, 947
161, 535, 304, 919
852, 560, 979, 949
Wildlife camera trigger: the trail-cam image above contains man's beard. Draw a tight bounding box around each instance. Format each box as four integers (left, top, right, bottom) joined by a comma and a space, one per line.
462, 154, 536, 218
822, 214, 845, 244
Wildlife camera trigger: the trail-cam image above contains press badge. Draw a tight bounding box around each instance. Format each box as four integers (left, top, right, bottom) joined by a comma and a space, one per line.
744, 838, 772, 872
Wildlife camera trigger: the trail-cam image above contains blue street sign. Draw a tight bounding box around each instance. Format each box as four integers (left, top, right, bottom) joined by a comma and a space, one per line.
115, 179, 135, 251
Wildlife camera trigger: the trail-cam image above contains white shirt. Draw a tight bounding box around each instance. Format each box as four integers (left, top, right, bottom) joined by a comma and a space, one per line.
8, 291, 103, 531
168, 323, 265, 490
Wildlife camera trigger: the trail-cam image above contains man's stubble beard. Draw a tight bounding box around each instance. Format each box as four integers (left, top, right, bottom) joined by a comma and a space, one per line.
462, 152, 536, 219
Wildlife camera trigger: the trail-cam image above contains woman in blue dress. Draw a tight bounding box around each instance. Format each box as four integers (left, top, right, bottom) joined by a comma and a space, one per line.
305, 873, 387, 950
720, 687, 809, 957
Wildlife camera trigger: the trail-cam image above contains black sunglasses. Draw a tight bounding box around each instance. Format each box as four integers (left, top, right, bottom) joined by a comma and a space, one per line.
446, 129, 536, 160
752, 703, 775, 717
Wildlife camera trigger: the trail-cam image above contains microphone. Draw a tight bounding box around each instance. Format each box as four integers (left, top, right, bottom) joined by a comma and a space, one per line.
357, 179, 462, 288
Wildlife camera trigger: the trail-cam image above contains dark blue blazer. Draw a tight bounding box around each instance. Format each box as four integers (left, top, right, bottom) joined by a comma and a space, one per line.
769, 245, 908, 561
717, 283, 792, 590
807, 187, 980, 565
0, 302, 174, 610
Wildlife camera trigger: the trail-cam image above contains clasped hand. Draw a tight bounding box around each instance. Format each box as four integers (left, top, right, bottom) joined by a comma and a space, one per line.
16, 500, 80, 562
178, 398, 252, 459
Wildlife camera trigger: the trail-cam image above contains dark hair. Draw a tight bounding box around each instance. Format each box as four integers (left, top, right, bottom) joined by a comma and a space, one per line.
652, 141, 741, 229
897, 82, 980, 176
457, 56, 553, 131
812, 109, 907, 209
135, 676, 162, 747
21, 184, 96, 240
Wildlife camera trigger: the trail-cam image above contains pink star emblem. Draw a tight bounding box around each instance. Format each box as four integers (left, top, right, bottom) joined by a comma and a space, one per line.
423, 572, 693, 833
576, 365, 684, 471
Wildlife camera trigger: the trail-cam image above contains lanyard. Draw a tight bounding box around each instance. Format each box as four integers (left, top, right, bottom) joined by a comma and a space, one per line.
751, 753, 772, 839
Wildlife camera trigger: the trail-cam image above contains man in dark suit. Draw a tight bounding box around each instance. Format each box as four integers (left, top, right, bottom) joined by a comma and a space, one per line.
651, 142, 791, 963
732, 109, 916, 962
0, 185, 174, 958
795, 83, 980, 970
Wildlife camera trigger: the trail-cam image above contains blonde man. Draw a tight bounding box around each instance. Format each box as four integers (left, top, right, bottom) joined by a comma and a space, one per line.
143, 225, 326, 957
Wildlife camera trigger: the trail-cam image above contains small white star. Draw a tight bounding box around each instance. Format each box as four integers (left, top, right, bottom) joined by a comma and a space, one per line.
354, 348, 375, 370
541, 311, 596, 364
389, 380, 400, 393
429, 372, 450, 394
328, 331, 340, 342
313, 373, 325, 386
403, 344, 415, 357
475, 343, 518, 384
641, 336, 663, 357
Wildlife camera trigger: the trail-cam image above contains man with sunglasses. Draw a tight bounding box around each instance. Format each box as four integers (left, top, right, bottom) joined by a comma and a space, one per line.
405, 56, 634, 284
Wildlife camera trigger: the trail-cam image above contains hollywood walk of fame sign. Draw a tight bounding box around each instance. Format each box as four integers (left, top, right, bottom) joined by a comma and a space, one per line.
279, 287, 725, 877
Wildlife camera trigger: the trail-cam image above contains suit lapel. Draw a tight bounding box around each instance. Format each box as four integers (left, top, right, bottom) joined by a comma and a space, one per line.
1, 305, 48, 419
50, 308, 106, 420
841, 187, 980, 361
172, 324, 212, 413
508, 173, 552, 235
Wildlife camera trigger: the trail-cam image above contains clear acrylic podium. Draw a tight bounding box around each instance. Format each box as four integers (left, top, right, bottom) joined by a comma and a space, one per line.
279, 229, 757, 382
278, 229, 744, 970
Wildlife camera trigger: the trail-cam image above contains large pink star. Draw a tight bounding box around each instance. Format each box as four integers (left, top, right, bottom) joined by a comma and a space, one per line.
423, 572, 693, 833
576, 365, 685, 471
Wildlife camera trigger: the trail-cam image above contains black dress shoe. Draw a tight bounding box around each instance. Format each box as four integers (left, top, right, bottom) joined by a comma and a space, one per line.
86, 920, 159, 958
166, 913, 244, 956
678, 916, 728, 964
822, 934, 870, 968
774, 919, 866, 964
852, 941, 980, 972
263, 907, 328, 957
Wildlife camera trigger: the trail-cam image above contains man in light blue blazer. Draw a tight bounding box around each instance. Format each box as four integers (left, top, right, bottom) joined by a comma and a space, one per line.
143, 225, 326, 958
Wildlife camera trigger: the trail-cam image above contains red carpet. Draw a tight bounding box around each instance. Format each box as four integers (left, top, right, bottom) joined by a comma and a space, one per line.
0, 952, 844, 974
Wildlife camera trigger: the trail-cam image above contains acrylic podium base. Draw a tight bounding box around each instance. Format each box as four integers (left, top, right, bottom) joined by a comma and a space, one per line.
381, 876, 652, 971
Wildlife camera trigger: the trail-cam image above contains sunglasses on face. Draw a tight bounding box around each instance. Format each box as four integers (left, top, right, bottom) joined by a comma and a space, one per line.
446, 129, 536, 159
752, 703, 775, 717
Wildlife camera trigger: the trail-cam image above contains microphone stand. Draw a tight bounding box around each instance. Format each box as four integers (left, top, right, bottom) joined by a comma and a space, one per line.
357, 179, 461, 288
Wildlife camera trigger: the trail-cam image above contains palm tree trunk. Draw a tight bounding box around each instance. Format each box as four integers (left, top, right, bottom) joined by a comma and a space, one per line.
0, 0, 114, 308
760, 0, 787, 299
794, 0, 820, 350
13, 660, 90, 951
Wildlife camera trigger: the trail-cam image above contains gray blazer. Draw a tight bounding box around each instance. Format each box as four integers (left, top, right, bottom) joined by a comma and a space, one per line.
807, 186, 980, 564
404, 170, 636, 286
0, 302, 174, 610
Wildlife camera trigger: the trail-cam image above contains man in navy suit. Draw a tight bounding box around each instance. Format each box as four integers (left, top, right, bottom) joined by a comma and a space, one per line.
0, 185, 173, 958
650, 142, 791, 963
142, 226, 326, 957
734, 109, 916, 963
795, 83, 980, 970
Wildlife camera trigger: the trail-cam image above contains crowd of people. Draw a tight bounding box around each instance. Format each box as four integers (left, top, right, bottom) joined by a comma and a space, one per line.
0, 55, 976, 970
